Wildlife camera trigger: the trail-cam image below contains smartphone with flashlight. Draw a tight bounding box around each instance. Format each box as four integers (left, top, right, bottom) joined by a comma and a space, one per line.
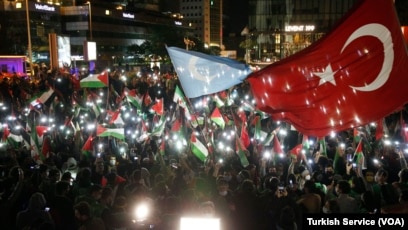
347, 153, 352, 162
289, 179, 293, 188
278, 183, 285, 192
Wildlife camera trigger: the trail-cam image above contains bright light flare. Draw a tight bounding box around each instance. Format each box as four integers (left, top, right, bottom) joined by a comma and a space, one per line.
134, 203, 149, 221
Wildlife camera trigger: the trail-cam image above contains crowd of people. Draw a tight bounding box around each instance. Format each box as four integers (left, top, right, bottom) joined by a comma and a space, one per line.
0, 64, 408, 230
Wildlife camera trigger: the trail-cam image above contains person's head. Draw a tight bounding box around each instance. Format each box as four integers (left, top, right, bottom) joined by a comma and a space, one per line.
56, 181, 71, 196
323, 199, 340, 214
351, 176, 366, 194
109, 156, 117, 167
74, 201, 91, 221
28, 192, 47, 210
89, 184, 103, 200
216, 178, 229, 196
398, 168, 408, 183
303, 180, 316, 193
199, 201, 215, 217
237, 170, 250, 183
336, 180, 351, 195
325, 164, 334, 176
101, 187, 113, 204
364, 170, 375, 183
94, 157, 105, 174
400, 190, 408, 203
48, 168, 61, 183
375, 168, 388, 184
240, 179, 255, 193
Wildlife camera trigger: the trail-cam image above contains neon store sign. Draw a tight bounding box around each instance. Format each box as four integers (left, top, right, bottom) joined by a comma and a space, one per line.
285, 25, 315, 32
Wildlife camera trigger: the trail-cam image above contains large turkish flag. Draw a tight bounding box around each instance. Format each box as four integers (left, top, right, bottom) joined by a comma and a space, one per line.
246, 0, 408, 136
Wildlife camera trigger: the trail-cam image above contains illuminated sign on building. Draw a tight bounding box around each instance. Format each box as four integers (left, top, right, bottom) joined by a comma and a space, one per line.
34, 4, 56, 12
123, 12, 135, 19
285, 25, 315, 32
174, 21, 182, 26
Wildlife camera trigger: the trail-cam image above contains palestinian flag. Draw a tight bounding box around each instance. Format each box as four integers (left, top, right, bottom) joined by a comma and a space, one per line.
29, 122, 42, 161
375, 119, 384, 141
302, 135, 310, 153
82, 135, 94, 158
235, 134, 249, 168
159, 138, 165, 156
354, 128, 362, 143
1, 124, 10, 141
318, 137, 327, 156
353, 139, 366, 170
212, 94, 224, 108
29, 88, 55, 109
189, 114, 204, 128
171, 117, 184, 140
151, 98, 164, 115
190, 132, 208, 162
240, 122, 250, 148
91, 102, 102, 118
96, 125, 125, 140
149, 115, 166, 137
7, 133, 24, 149
289, 144, 303, 161
80, 71, 109, 88
260, 130, 274, 146
252, 115, 262, 140
126, 88, 143, 110
107, 109, 124, 126
210, 107, 225, 129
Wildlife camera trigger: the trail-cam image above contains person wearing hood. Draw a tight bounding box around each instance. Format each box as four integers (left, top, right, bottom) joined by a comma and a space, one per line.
16, 192, 55, 229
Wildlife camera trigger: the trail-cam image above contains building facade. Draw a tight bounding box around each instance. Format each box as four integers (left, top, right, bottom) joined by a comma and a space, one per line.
179, 0, 223, 48
0, 0, 188, 69
246, 0, 359, 63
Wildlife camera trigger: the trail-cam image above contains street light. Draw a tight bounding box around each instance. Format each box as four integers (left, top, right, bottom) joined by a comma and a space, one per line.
86, 1, 92, 41
25, 0, 33, 78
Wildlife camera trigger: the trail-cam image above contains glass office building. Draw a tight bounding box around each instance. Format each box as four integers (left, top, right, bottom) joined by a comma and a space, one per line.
247, 0, 358, 63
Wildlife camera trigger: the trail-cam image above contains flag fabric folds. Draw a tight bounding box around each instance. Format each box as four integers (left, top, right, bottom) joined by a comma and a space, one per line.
246, 0, 408, 137
80, 71, 109, 88
166, 46, 252, 98
96, 125, 125, 140
190, 132, 209, 162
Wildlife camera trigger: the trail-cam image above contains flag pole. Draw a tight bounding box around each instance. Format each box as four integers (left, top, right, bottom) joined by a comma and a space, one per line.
177, 87, 214, 163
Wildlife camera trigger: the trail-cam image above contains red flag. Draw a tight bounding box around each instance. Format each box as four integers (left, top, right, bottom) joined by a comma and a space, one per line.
273, 135, 283, 155
82, 135, 94, 152
2, 124, 10, 141
240, 122, 251, 148
151, 98, 164, 115
375, 119, 384, 141
36, 126, 50, 137
247, 0, 408, 136
41, 136, 52, 158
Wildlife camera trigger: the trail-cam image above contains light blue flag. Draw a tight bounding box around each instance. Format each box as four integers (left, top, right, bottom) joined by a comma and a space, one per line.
166, 46, 252, 98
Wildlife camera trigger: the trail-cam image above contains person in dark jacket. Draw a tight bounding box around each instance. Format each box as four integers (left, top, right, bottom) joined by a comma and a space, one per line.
15, 192, 55, 229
